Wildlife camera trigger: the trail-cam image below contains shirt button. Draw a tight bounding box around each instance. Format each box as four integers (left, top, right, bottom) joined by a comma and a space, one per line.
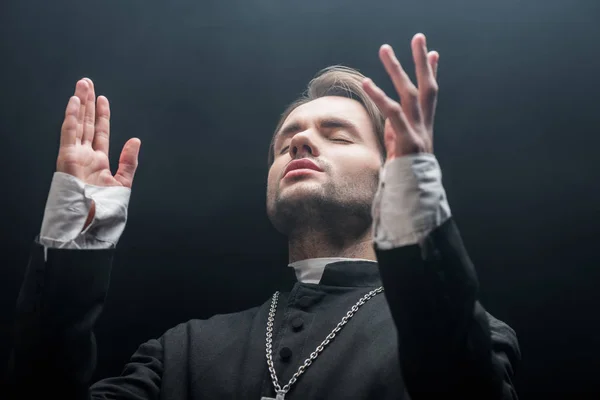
297, 296, 312, 309
291, 317, 304, 331
279, 347, 292, 361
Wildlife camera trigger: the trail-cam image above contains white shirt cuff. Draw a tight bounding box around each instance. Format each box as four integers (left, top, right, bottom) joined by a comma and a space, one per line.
39, 172, 131, 249
372, 153, 452, 250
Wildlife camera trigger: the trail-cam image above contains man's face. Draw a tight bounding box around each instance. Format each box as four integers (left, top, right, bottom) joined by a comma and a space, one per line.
266, 96, 382, 236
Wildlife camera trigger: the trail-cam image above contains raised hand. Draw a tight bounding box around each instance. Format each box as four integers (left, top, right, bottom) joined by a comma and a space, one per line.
57, 78, 141, 188
362, 33, 439, 160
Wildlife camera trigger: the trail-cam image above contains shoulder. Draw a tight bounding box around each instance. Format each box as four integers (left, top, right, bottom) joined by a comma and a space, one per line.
161, 304, 265, 341
486, 311, 521, 366
486, 312, 518, 344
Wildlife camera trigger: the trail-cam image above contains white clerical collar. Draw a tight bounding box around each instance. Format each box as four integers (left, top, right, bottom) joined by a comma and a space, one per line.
288, 257, 377, 284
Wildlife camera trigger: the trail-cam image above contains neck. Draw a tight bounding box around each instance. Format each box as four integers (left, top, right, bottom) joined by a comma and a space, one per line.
287, 225, 376, 264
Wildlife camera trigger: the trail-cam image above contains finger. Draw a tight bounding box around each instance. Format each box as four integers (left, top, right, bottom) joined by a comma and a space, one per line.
422, 50, 440, 127
74, 79, 89, 143
82, 78, 96, 145
60, 96, 80, 147
114, 138, 141, 188
379, 44, 421, 124
424, 51, 440, 128
411, 35, 439, 128
93, 95, 111, 156
429, 51, 439, 80
362, 78, 410, 137
411, 34, 434, 97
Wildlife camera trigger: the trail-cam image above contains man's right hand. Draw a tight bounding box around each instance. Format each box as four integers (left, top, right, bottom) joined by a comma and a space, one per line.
57, 78, 141, 228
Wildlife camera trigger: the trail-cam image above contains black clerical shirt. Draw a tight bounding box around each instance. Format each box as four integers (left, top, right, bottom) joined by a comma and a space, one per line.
7, 218, 520, 400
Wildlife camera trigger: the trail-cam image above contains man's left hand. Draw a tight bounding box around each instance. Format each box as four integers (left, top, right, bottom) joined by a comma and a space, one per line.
363, 33, 439, 159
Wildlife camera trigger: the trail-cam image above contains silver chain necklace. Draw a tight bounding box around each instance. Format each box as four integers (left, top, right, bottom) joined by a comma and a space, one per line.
261, 286, 384, 400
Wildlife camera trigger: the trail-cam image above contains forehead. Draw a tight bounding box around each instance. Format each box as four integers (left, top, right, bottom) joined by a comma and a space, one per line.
282, 96, 373, 135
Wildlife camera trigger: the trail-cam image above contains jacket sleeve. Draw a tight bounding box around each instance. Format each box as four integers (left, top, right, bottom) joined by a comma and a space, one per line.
375, 217, 521, 399
6, 240, 163, 400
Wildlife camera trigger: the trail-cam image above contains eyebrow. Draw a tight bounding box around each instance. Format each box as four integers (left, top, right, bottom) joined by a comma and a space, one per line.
320, 117, 360, 135
275, 117, 360, 147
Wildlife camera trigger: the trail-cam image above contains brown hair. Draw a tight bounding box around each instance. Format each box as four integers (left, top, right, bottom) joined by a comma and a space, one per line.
267, 65, 386, 167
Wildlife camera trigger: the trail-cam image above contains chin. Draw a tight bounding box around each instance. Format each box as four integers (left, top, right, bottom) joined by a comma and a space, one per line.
279, 179, 323, 197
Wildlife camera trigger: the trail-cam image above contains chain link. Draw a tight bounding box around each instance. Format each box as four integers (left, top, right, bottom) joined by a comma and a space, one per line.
265, 286, 384, 397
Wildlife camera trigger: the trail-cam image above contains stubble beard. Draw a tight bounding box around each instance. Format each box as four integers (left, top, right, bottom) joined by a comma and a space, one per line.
267, 171, 379, 244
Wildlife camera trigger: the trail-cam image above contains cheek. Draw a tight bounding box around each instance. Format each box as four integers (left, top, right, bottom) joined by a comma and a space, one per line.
267, 171, 276, 192
335, 148, 381, 177
267, 163, 283, 191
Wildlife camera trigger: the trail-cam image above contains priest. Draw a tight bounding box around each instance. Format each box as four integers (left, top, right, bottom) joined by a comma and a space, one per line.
7, 33, 520, 399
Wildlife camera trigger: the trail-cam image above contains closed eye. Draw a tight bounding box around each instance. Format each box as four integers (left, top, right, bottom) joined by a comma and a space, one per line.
279, 139, 349, 155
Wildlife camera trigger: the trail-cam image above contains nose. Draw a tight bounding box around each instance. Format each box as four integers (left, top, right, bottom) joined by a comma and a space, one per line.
289, 131, 319, 159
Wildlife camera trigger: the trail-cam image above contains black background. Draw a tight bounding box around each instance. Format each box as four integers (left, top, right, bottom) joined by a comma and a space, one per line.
2, 0, 600, 397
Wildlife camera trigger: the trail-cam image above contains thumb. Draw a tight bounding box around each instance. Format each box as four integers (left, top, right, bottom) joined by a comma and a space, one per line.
383, 120, 397, 160
115, 138, 141, 188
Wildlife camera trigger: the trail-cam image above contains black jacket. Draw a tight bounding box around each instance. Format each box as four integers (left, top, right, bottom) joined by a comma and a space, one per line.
7, 218, 520, 399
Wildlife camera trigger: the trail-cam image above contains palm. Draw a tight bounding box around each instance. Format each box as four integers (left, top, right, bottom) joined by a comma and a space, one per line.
58, 143, 117, 186
382, 118, 429, 160
58, 78, 140, 188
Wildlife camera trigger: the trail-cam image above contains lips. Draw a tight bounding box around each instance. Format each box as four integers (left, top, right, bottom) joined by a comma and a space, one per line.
283, 158, 323, 178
